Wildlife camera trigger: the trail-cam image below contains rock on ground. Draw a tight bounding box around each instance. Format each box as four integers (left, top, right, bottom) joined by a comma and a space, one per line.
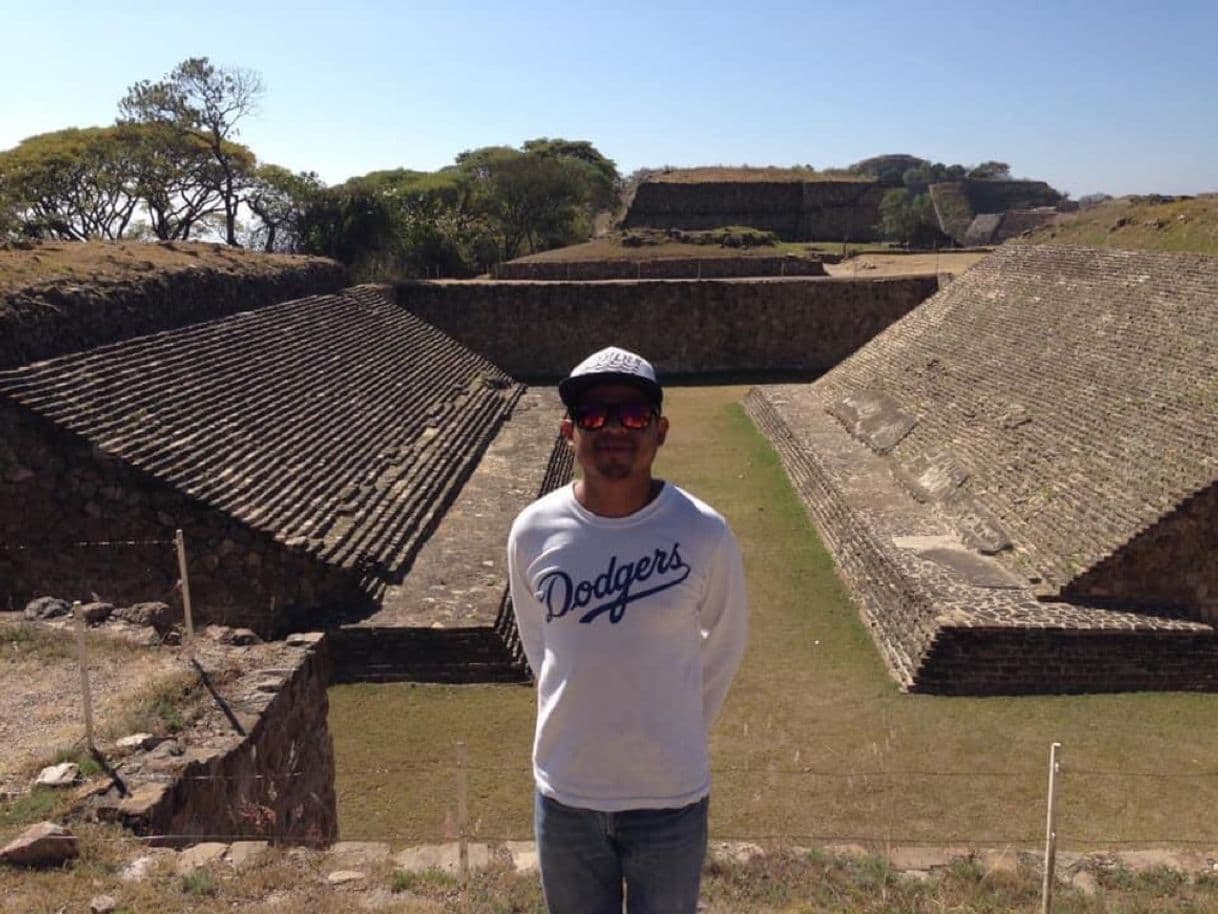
23, 597, 70, 620
0, 821, 79, 867
34, 762, 80, 787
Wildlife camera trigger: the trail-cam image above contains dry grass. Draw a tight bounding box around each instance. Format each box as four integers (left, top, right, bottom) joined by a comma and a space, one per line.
329, 385, 1218, 854
0, 620, 202, 831
646, 167, 871, 184
0, 239, 334, 300
5, 825, 1218, 913
1024, 195, 1218, 256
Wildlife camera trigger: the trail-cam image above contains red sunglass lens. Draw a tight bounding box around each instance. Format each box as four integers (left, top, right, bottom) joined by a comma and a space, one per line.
617, 402, 653, 429
574, 404, 609, 430
573, 401, 654, 430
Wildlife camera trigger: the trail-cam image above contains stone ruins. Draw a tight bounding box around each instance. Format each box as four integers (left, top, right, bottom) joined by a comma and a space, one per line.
746, 243, 1218, 693
928, 179, 1063, 246
3, 244, 1216, 696
0, 286, 527, 647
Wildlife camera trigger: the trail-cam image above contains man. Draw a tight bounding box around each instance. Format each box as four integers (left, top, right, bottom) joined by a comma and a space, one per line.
507, 346, 749, 914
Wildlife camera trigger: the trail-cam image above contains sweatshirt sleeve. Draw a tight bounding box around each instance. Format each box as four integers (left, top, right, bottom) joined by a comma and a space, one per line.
699, 523, 749, 730
507, 523, 545, 678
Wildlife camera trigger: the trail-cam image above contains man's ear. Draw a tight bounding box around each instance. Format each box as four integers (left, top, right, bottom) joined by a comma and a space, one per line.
655, 415, 669, 446
560, 417, 574, 444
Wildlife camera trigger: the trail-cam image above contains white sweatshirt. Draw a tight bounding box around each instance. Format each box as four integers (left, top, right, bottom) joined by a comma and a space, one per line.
507, 481, 748, 811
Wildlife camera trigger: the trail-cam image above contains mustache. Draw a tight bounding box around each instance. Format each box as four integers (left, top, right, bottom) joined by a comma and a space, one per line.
594, 440, 637, 450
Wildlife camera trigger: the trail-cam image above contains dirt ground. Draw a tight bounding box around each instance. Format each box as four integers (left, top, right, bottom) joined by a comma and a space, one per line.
824, 251, 990, 277
0, 614, 186, 795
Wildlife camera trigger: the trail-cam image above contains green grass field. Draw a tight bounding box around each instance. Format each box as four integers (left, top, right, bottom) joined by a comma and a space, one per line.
329, 386, 1218, 851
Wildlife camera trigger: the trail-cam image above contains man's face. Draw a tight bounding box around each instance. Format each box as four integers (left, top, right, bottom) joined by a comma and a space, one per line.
561, 383, 668, 483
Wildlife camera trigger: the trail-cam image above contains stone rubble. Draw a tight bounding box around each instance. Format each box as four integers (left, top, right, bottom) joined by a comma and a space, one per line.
0, 821, 79, 867
33, 762, 79, 788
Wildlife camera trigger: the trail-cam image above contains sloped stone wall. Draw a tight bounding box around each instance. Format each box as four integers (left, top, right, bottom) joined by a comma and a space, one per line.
1064, 483, 1218, 623
97, 637, 337, 845
396, 276, 938, 381
0, 401, 368, 635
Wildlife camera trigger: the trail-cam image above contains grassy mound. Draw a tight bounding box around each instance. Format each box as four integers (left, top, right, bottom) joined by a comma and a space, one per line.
0, 239, 339, 301
1024, 195, 1218, 256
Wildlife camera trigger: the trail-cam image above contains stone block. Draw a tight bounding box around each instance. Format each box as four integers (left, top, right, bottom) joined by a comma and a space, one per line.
33, 762, 79, 788
175, 842, 229, 874
0, 821, 78, 867
79, 601, 115, 624
501, 840, 538, 873
393, 842, 492, 874
23, 596, 70, 620
326, 841, 391, 868
226, 840, 270, 870
326, 870, 366, 886
887, 845, 972, 872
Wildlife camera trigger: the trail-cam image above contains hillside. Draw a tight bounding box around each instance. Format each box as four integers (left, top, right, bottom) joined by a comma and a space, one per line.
1023, 194, 1218, 255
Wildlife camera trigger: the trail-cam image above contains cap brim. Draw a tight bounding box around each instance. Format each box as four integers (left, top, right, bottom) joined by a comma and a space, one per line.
559, 372, 663, 410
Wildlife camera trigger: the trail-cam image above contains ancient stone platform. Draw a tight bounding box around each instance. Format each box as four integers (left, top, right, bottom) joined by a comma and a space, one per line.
746, 386, 1218, 694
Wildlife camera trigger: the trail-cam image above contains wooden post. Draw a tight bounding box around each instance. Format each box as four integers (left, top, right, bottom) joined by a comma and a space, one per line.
73, 601, 96, 751
175, 529, 195, 639
1041, 742, 1062, 914
456, 741, 469, 882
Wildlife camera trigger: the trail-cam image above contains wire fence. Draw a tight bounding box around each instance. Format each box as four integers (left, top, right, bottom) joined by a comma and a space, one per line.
6, 533, 1218, 909
1, 534, 184, 616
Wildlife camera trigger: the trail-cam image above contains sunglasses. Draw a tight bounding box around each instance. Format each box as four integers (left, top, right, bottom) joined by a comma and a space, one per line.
570, 400, 659, 431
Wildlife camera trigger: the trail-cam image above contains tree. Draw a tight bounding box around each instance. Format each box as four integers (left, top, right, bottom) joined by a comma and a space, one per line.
0, 127, 144, 240
879, 189, 936, 244
522, 137, 620, 211
848, 154, 928, 187
968, 160, 1011, 180
119, 57, 263, 245
469, 151, 588, 259
245, 164, 323, 252
120, 122, 249, 240
298, 185, 399, 272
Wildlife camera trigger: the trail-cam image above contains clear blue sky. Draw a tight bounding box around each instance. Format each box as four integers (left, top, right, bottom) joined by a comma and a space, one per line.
5, 0, 1216, 198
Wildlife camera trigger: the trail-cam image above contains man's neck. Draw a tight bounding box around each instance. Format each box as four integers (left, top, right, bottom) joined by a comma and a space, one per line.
574, 476, 663, 518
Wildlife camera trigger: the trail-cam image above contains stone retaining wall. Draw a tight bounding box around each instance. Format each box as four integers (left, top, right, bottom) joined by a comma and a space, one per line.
0, 259, 348, 370
396, 276, 939, 381
917, 627, 1218, 695
495, 256, 826, 281
95, 635, 337, 845
623, 180, 886, 241
743, 389, 932, 685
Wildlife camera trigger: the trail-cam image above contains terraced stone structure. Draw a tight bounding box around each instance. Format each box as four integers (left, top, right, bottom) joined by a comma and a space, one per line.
747, 244, 1218, 693
624, 172, 886, 241
0, 286, 522, 638
929, 179, 1063, 246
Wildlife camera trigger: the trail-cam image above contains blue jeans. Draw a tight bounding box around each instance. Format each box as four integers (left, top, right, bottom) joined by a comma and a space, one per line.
534, 792, 709, 914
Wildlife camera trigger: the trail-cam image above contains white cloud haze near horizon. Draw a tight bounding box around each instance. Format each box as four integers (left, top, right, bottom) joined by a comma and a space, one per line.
4, 0, 1217, 198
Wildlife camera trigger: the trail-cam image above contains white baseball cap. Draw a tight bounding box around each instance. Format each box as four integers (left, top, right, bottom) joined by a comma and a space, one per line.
558, 346, 663, 409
